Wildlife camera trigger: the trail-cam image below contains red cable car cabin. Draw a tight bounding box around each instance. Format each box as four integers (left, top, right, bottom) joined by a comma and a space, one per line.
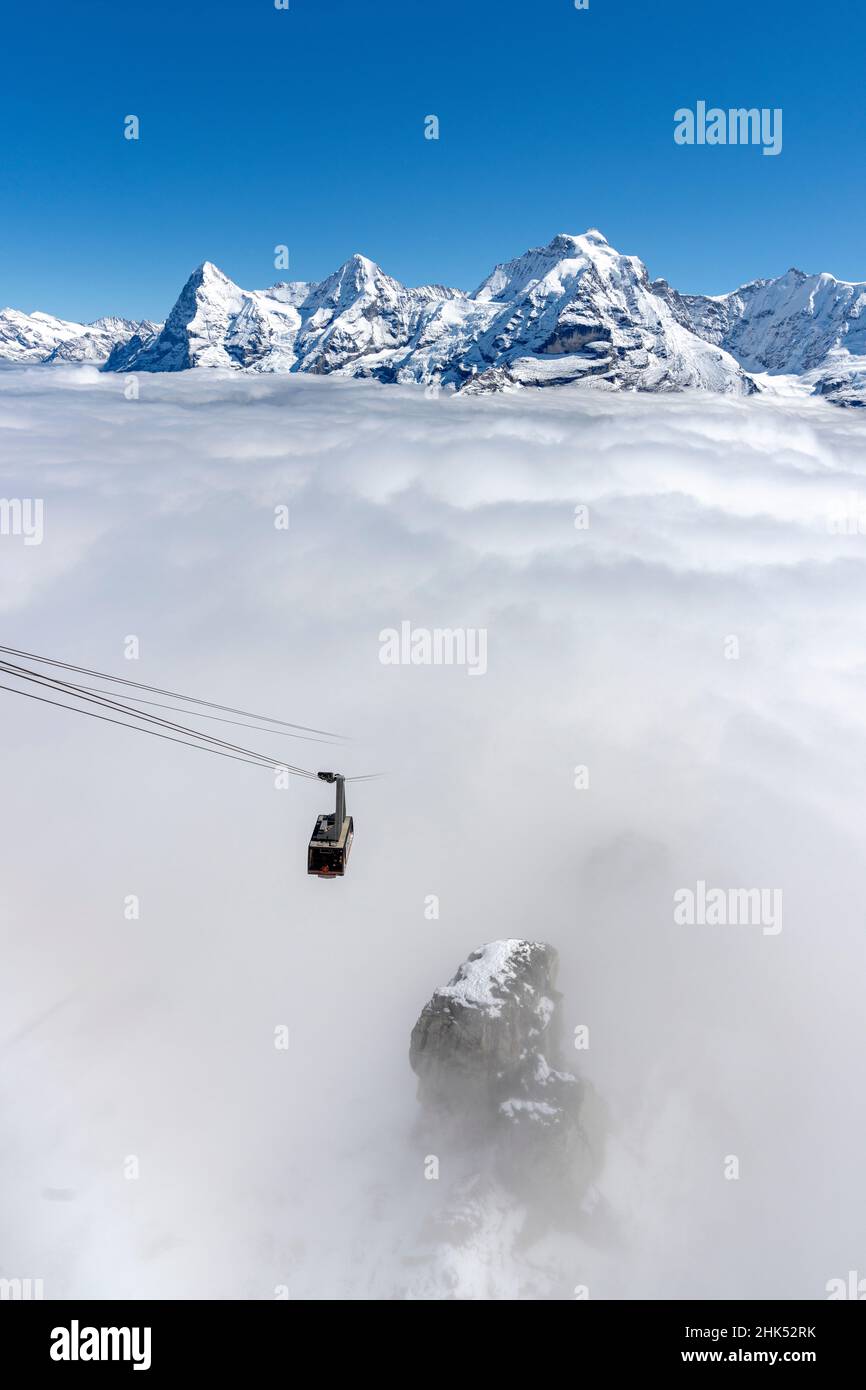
308, 772, 354, 877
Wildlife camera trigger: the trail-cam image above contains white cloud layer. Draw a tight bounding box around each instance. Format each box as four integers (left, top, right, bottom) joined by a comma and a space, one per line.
1, 367, 866, 1298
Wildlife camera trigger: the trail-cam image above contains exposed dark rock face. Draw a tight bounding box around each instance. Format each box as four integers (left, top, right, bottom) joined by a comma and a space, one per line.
411, 941, 558, 1109
410, 940, 604, 1210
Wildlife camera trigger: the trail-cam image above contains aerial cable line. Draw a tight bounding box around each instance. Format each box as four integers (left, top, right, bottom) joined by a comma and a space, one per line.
0, 659, 377, 781
0, 650, 378, 780
0, 681, 297, 771
0, 658, 321, 778
0, 656, 319, 778
70, 683, 341, 746
0, 657, 305, 770
0, 643, 343, 741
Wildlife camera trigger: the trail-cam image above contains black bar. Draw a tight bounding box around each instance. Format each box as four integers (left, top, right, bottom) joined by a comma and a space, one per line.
1, 1299, 863, 1375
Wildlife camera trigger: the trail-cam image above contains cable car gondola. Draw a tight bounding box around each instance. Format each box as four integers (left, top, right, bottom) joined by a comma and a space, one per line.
307, 771, 354, 877
0, 645, 375, 877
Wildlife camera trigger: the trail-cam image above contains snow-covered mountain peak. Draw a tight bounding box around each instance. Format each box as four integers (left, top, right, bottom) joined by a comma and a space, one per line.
0, 306, 149, 365
682, 262, 866, 386
311, 252, 396, 307
0, 307, 87, 363
547, 231, 586, 253
181, 260, 244, 309
193, 259, 233, 284
88, 315, 135, 331
547, 228, 610, 256
346, 252, 376, 273
474, 230, 625, 305
547, 228, 610, 251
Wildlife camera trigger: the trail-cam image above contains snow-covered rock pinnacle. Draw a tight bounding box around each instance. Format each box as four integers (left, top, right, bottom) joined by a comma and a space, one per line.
410, 940, 604, 1198
404, 940, 607, 1296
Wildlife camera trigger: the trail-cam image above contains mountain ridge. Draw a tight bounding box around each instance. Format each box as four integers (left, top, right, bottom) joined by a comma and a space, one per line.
3, 232, 864, 405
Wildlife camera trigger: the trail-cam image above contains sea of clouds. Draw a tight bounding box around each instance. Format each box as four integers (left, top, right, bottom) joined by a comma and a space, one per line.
1, 366, 865, 1299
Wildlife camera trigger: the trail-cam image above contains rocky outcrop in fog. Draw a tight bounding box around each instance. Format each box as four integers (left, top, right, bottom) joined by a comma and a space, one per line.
411, 940, 602, 1193
406, 941, 606, 1293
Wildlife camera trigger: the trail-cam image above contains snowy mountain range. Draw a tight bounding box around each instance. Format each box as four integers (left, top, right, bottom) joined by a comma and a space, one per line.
2, 231, 864, 405
0, 309, 160, 366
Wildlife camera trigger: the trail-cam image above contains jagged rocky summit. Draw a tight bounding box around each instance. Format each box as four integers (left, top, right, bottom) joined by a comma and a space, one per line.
410, 939, 604, 1207
4, 229, 864, 405
287, 940, 608, 1299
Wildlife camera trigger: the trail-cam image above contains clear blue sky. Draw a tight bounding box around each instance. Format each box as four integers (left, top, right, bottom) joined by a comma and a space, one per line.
2, 0, 863, 322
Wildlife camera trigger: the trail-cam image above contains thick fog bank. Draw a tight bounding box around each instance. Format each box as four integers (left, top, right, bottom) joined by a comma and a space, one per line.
1, 369, 864, 1298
